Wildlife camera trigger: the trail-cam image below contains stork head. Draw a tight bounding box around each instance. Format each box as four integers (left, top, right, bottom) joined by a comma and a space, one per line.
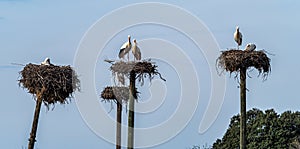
45, 57, 50, 63
128, 35, 131, 39
246, 43, 251, 48
41, 57, 51, 65
133, 39, 137, 43
236, 26, 239, 31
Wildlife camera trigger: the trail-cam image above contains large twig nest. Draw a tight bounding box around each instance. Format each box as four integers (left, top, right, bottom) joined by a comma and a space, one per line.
19, 63, 80, 108
100, 86, 138, 103
110, 60, 166, 85
217, 49, 271, 78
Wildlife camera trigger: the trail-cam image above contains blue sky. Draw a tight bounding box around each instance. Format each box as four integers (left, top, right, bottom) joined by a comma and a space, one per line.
1, 0, 300, 148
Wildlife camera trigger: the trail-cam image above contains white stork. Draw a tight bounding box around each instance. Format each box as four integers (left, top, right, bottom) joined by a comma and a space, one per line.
41, 57, 51, 66
118, 35, 131, 61
244, 43, 256, 51
234, 26, 243, 50
132, 39, 141, 61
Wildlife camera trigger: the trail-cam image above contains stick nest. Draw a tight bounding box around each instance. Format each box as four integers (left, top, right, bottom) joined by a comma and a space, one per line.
110, 60, 166, 85
19, 63, 80, 107
100, 86, 138, 103
217, 49, 271, 77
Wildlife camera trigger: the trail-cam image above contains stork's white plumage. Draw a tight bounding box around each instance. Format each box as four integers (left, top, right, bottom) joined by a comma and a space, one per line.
234, 26, 243, 50
132, 39, 141, 61
244, 43, 256, 51
41, 57, 51, 66
118, 35, 132, 61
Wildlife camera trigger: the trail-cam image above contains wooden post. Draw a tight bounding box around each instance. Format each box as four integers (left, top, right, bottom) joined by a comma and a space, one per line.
28, 88, 45, 149
127, 71, 136, 149
116, 101, 122, 149
240, 68, 247, 149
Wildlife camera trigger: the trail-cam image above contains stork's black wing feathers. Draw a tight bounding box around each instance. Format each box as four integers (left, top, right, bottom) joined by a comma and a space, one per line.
239, 37, 242, 46
119, 48, 126, 58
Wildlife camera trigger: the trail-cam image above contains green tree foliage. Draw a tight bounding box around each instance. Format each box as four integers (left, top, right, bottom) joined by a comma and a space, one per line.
213, 108, 300, 149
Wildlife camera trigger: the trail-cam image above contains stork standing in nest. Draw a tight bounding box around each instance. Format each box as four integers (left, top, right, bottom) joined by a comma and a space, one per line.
132, 39, 141, 61
234, 26, 243, 50
118, 35, 132, 61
